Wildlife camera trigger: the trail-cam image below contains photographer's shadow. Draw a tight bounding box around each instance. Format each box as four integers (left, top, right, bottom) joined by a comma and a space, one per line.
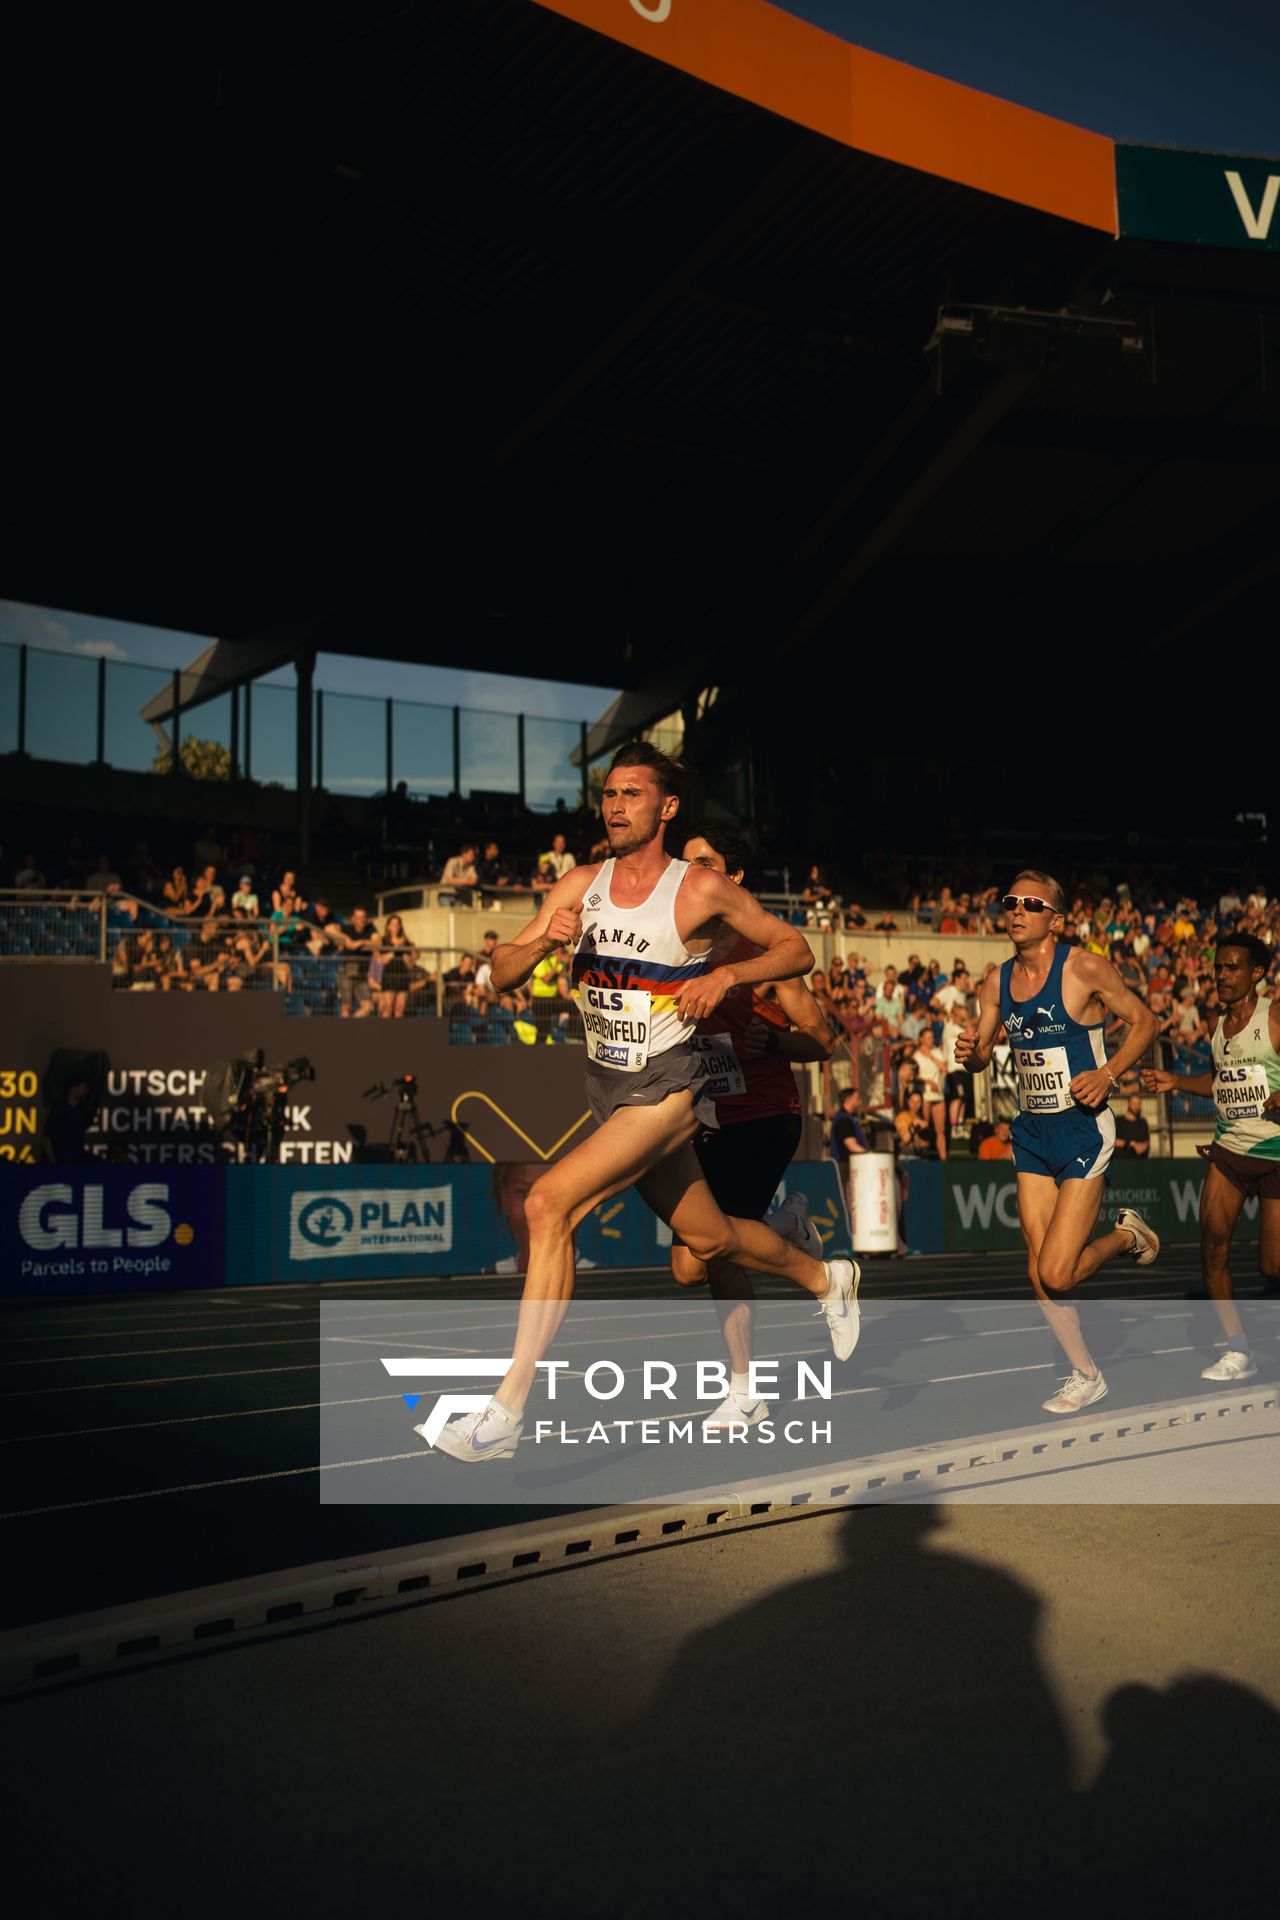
569, 1505, 1075, 1918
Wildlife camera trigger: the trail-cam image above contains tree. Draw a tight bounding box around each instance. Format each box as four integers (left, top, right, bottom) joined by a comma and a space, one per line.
153, 736, 237, 781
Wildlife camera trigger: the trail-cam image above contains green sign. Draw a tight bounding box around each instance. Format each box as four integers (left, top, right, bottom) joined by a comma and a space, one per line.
904, 1159, 1261, 1255
1117, 144, 1280, 251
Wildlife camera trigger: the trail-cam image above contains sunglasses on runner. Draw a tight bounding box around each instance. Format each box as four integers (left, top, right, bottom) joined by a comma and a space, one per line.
1001, 895, 1055, 914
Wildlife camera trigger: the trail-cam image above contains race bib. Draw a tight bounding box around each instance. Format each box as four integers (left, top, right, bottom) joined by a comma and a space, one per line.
578, 983, 650, 1072
690, 1032, 747, 1100
1214, 1061, 1270, 1123
1015, 1045, 1073, 1113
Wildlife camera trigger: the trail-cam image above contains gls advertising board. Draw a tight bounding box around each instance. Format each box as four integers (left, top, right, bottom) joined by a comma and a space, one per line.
1, 1162, 848, 1294
5, 1170, 224, 1294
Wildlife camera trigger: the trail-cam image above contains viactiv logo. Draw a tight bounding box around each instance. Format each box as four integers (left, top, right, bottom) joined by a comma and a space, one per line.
297, 1197, 354, 1248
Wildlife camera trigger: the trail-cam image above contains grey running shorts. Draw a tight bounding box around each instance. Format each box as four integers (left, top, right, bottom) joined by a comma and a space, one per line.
584, 1042, 720, 1132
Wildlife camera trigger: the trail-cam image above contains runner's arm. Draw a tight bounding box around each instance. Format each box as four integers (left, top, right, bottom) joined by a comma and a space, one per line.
954, 967, 1002, 1072
672, 874, 813, 1019
1068, 952, 1160, 1110
743, 976, 835, 1063
489, 870, 591, 993
1142, 1066, 1213, 1097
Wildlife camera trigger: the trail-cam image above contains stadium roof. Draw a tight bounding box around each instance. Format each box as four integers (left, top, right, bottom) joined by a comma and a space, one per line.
7, 0, 1278, 744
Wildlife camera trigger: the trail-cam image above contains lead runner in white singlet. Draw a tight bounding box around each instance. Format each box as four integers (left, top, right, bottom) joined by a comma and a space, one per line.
425, 741, 861, 1463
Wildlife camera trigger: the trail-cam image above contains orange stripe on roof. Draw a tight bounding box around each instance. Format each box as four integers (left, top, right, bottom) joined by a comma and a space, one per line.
851, 46, 1116, 234
530, 0, 1117, 234
532, 0, 853, 146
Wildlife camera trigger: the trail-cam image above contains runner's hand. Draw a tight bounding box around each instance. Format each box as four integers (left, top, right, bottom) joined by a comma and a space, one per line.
1070, 1067, 1112, 1109
546, 907, 582, 950
1264, 1090, 1280, 1123
1141, 1068, 1175, 1094
673, 968, 733, 1021
954, 1025, 979, 1067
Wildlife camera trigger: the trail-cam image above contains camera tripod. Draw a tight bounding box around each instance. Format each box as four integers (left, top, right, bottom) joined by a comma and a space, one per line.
363, 1075, 471, 1164
385, 1077, 431, 1164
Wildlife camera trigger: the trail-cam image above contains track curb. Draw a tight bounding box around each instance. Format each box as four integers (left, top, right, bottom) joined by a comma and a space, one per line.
3, 1379, 1275, 1694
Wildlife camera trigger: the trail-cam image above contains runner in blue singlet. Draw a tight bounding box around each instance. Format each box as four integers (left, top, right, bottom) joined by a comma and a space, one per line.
957, 868, 1162, 1416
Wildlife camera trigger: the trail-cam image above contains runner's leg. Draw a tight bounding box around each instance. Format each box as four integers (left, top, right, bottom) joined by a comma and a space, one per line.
496, 1097, 701, 1411
1019, 1173, 1100, 1375
638, 1142, 828, 1299
1201, 1164, 1248, 1346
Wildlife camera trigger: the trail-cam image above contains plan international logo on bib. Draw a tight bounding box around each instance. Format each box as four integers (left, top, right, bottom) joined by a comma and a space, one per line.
289, 1187, 453, 1261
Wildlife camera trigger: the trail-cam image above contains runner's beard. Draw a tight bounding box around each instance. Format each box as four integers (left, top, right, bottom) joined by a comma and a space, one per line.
607, 821, 660, 857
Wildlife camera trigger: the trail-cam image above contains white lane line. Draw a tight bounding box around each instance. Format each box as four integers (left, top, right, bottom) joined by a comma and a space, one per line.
1, 1392, 410, 1447
1, 1334, 324, 1369
0, 1358, 372, 1400
3, 1314, 322, 1345
0, 1454, 426, 1521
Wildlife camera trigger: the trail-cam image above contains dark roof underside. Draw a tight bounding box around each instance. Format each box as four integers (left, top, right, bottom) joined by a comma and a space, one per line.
6, 0, 1278, 713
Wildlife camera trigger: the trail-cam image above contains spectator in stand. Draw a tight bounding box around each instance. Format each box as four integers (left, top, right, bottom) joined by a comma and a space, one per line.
801, 864, 838, 927
1114, 1092, 1151, 1158
272, 871, 307, 918
874, 965, 906, 1033
477, 840, 513, 893
874, 908, 899, 932
1174, 985, 1207, 1048
443, 951, 479, 1009
162, 866, 191, 914
529, 943, 570, 1033
895, 1088, 935, 1157
828, 1087, 868, 1163
826, 955, 853, 1007
531, 858, 557, 894
544, 833, 576, 881
154, 931, 189, 992
941, 1003, 971, 1133
377, 913, 418, 1019
335, 906, 380, 1018
185, 871, 219, 918
85, 853, 121, 893
14, 852, 47, 890
474, 931, 500, 995
933, 966, 974, 1019
913, 1028, 948, 1159
128, 929, 163, 988
978, 1116, 1015, 1161
104, 882, 139, 929
231, 875, 260, 918
440, 846, 478, 901
189, 918, 232, 990
225, 926, 270, 992
844, 902, 868, 930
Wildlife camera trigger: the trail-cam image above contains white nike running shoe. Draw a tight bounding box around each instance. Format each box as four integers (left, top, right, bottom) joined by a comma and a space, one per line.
769, 1190, 824, 1261
1042, 1368, 1108, 1415
1200, 1349, 1257, 1382
814, 1259, 861, 1361
420, 1397, 523, 1462
702, 1392, 771, 1433
1115, 1207, 1159, 1266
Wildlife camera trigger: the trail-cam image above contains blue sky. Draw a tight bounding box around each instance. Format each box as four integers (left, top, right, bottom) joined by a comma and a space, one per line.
775, 0, 1280, 154
0, 599, 620, 727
